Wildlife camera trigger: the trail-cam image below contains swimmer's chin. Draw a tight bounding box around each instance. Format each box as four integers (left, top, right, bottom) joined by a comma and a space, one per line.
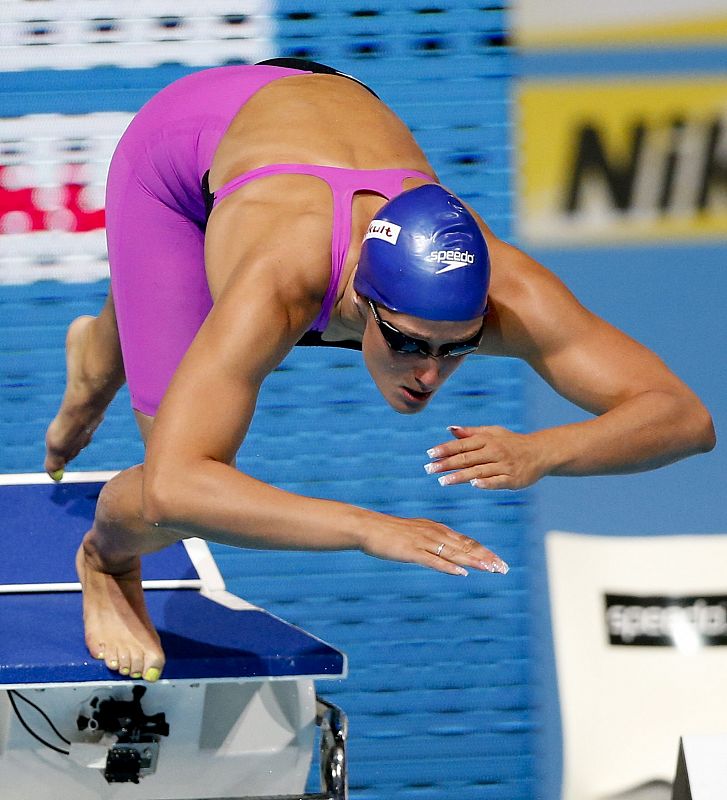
394, 404, 427, 415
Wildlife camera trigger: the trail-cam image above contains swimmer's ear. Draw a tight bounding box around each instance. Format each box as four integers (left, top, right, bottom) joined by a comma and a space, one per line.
352, 287, 366, 318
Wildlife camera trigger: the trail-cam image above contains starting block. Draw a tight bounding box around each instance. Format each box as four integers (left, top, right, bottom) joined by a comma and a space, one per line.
0, 472, 348, 800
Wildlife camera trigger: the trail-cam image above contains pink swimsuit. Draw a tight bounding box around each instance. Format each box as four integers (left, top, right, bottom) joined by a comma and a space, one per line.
106, 64, 431, 416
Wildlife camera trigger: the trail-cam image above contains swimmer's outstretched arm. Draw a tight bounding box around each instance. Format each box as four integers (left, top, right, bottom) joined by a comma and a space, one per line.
425, 237, 716, 490
142, 223, 505, 576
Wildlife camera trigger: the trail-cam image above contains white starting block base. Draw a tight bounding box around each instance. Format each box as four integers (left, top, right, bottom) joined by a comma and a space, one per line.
0, 473, 347, 799
1, 679, 315, 800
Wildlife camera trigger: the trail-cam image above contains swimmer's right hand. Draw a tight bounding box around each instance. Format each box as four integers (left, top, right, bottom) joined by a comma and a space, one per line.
359, 514, 508, 576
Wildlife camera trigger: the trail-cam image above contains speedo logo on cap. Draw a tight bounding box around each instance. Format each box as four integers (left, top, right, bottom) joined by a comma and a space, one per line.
428, 249, 476, 274
364, 220, 401, 245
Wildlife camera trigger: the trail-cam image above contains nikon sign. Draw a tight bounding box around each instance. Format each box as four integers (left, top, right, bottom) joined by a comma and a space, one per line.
517, 78, 727, 244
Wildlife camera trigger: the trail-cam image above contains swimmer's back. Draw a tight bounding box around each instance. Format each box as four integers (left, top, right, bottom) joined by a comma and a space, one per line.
204, 71, 437, 306
208, 73, 433, 192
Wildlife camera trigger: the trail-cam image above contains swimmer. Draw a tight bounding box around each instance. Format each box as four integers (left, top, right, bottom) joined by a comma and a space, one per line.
44, 59, 715, 682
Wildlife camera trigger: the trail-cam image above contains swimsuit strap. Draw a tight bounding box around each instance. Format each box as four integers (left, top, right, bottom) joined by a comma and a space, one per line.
209, 164, 434, 331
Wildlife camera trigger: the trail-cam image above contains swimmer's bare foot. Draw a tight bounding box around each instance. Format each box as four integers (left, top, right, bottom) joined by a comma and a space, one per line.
45, 315, 125, 480
76, 543, 165, 682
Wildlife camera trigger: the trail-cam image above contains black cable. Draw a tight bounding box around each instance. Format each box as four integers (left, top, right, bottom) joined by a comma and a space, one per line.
9, 690, 72, 745
7, 690, 70, 756
10, 690, 72, 745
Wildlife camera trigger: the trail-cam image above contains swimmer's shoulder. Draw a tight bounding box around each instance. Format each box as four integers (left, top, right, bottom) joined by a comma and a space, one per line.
478, 234, 585, 359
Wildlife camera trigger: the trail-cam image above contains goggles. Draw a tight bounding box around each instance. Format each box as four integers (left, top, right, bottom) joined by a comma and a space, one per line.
368, 300, 484, 358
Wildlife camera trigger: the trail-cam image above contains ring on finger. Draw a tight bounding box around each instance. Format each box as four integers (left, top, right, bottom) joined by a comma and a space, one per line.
435, 542, 445, 557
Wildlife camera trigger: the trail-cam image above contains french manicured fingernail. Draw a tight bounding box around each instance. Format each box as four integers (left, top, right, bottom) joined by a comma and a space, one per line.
50, 468, 64, 482
144, 668, 161, 682
470, 479, 482, 488
438, 475, 454, 486
494, 559, 509, 574
456, 567, 468, 576
424, 462, 437, 474
480, 561, 495, 572
426, 448, 439, 459
447, 425, 463, 432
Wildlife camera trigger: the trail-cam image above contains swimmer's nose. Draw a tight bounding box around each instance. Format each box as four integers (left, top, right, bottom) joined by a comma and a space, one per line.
414, 359, 442, 391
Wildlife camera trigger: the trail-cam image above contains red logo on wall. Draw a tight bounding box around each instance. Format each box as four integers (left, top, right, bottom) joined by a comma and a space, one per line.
0, 164, 105, 234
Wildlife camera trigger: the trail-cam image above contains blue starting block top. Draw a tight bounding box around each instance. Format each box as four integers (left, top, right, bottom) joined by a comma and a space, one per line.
0, 473, 346, 688
0, 590, 345, 686
0, 476, 195, 589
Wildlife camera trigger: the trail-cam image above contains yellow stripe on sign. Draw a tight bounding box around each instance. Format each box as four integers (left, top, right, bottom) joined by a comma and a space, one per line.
517, 15, 727, 48
516, 77, 727, 245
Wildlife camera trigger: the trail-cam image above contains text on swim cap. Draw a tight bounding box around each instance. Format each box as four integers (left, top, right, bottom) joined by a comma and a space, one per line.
428, 250, 476, 273
428, 250, 476, 264
364, 219, 401, 245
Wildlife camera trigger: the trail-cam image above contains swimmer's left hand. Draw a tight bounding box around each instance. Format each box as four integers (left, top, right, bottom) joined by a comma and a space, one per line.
424, 425, 548, 490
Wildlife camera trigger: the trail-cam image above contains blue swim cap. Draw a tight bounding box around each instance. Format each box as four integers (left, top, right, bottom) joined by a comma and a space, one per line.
354, 184, 490, 321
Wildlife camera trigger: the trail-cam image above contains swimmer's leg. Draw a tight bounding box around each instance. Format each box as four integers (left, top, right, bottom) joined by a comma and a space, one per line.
74, 103, 212, 676
45, 289, 126, 479
78, 411, 175, 681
